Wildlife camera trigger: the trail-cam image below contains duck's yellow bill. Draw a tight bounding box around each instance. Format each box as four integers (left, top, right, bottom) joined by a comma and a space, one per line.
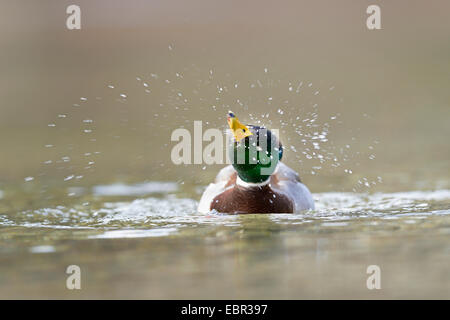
227, 111, 253, 142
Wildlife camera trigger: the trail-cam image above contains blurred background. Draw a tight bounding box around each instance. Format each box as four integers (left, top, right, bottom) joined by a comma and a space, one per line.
1, 0, 449, 196
0, 0, 449, 299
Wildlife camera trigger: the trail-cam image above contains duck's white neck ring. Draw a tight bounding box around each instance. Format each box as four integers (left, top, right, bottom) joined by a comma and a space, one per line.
236, 176, 270, 188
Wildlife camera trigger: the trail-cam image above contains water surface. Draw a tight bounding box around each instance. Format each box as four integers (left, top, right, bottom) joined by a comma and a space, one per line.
1, 181, 449, 299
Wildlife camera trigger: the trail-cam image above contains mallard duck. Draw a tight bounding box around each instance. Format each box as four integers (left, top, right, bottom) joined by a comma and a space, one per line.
198, 111, 314, 214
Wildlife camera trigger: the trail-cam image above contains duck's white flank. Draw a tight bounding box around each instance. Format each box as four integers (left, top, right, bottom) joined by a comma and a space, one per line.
197, 165, 234, 214
271, 162, 315, 212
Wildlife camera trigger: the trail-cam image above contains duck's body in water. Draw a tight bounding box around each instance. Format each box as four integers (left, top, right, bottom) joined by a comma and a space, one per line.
198, 112, 314, 214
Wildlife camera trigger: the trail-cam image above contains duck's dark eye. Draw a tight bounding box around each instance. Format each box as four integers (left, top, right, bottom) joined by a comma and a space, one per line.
243, 129, 246, 132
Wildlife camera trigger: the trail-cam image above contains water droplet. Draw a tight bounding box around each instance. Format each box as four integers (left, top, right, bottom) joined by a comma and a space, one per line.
64, 175, 74, 181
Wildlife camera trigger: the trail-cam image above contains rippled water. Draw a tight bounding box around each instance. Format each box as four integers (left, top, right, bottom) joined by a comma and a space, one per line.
1, 182, 449, 298
3, 184, 450, 238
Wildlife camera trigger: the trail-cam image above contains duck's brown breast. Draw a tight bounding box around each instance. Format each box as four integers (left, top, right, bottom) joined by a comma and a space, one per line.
210, 180, 294, 214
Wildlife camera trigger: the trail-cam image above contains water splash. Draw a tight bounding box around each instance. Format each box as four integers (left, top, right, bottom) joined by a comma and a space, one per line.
34, 63, 380, 206
4, 184, 449, 239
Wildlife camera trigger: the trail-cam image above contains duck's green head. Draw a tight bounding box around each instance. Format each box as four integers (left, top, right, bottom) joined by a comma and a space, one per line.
227, 111, 283, 183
